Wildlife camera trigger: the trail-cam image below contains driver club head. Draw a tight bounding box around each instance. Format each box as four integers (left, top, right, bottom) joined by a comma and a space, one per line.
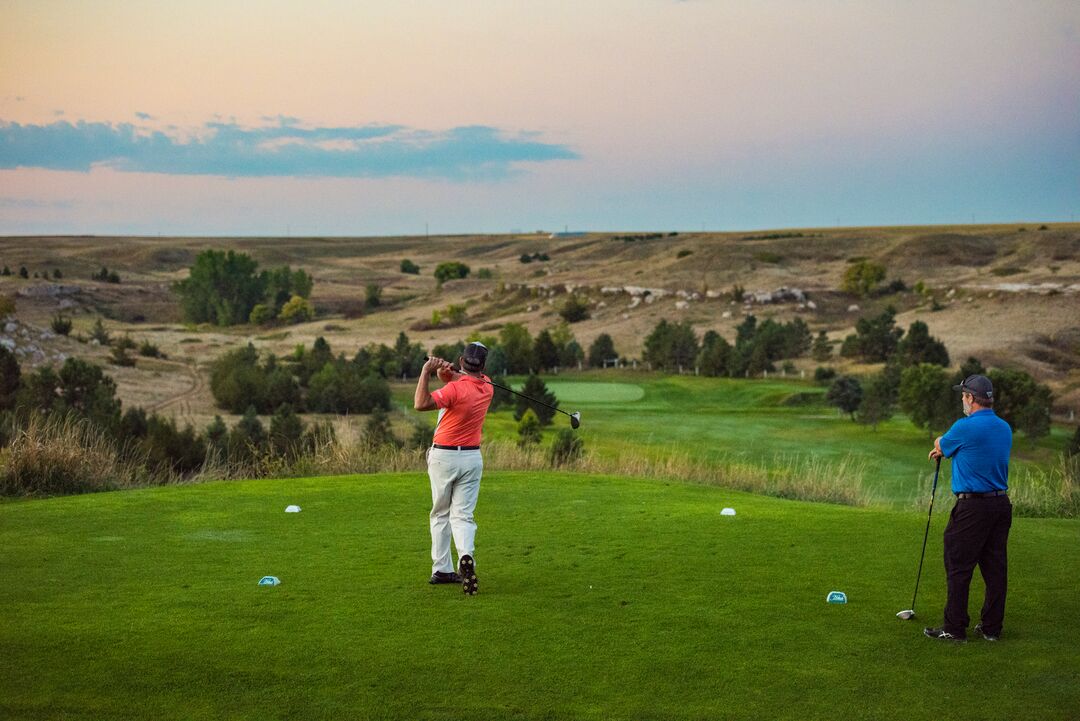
569, 412, 581, 429
896, 609, 916, 621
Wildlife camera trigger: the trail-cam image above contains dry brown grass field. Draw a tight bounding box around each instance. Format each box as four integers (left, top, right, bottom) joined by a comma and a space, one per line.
2, 223, 1079, 432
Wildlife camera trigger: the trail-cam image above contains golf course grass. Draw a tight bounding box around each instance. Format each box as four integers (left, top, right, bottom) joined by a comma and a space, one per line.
394, 372, 1071, 506
2, 471, 1077, 720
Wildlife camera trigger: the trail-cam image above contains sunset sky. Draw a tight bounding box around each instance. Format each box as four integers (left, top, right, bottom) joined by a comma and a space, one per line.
1, 1, 1078, 235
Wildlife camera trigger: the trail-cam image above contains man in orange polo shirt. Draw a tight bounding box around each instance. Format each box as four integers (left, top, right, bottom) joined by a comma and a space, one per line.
414, 342, 493, 595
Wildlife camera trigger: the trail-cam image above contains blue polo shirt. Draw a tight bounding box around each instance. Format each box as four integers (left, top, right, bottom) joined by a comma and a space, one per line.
939, 409, 1012, 493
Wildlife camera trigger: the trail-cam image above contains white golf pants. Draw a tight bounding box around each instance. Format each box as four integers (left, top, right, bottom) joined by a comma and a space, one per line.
427, 448, 482, 574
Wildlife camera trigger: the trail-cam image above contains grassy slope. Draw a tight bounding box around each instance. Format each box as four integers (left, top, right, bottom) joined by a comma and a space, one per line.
2, 473, 1077, 721
391, 373, 1069, 505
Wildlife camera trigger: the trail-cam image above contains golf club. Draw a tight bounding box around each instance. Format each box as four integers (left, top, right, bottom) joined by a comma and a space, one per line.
897, 456, 941, 620
425, 357, 581, 429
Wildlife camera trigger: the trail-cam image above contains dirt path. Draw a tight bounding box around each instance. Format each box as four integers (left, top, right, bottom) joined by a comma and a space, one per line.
147, 359, 204, 427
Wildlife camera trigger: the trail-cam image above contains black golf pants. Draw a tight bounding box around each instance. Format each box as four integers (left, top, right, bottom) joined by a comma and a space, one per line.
942, 495, 1012, 637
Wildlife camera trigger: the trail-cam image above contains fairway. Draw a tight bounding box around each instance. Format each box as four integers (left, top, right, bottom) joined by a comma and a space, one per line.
396, 373, 1071, 506
2, 473, 1077, 721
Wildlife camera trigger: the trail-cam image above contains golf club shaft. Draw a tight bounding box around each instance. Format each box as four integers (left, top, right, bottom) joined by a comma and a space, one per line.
425, 357, 574, 420
910, 457, 941, 611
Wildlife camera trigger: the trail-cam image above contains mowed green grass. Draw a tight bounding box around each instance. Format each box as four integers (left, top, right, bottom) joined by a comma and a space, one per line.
2, 473, 1078, 721
393, 373, 1069, 505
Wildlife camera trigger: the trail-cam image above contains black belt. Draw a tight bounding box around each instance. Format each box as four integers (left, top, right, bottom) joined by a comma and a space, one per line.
956, 490, 1008, 499
432, 444, 480, 451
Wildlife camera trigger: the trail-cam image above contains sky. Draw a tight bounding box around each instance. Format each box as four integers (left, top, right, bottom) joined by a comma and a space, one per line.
1, 0, 1078, 236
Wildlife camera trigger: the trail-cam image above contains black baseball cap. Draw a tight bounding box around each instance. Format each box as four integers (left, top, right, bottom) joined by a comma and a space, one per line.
461, 342, 488, 372
953, 374, 993, 402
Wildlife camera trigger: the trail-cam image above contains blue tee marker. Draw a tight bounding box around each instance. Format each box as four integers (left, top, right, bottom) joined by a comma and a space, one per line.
826, 591, 847, 604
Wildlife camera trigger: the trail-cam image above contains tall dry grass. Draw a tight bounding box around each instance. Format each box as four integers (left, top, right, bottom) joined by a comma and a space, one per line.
1009, 455, 1080, 518
0, 415, 150, 496
6, 414, 1076, 516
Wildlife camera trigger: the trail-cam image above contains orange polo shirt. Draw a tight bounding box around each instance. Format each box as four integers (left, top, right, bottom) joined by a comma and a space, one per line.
431, 374, 494, 446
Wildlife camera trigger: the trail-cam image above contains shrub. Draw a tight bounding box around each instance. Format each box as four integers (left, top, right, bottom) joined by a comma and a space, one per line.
434, 261, 470, 284
90, 318, 111, 346
409, 420, 434, 450
50, 314, 72, 335
814, 366, 837, 384
0, 295, 15, 320
142, 414, 205, 474
446, 304, 468, 326
753, 251, 783, 264
826, 376, 863, 420
19, 266, 29, 279
0, 345, 20, 410
841, 260, 887, 297
249, 303, 274, 325
1067, 426, 1080, 458
138, 340, 164, 358
363, 407, 399, 448
1, 266, 10, 276
519, 253, 534, 264
731, 284, 745, 302
279, 295, 315, 324
109, 346, 136, 367
559, 295, 590, 323
114, 334, 137, 351
53, 269, 62, 279
400, 259, 420, 274
549, 427, 583, 466
677, 249, 693, 258
476, 268, 494, 279
365, 284, 382, 308
516, 408, 542, 447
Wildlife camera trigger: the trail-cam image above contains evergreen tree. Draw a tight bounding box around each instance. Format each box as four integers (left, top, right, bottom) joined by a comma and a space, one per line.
588, 333, 617, 368
269, 403, 305, 457
896, 321, 950, 367
812, 331, 833, 362
533, 329, 560, 371
514, 375, 558, 425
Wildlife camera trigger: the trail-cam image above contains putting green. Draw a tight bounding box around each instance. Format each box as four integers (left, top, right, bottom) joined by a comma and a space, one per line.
532, 381, 645, 403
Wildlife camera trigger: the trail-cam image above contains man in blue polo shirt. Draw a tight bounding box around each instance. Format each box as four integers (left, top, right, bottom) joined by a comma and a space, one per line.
924, 374, 1013, 642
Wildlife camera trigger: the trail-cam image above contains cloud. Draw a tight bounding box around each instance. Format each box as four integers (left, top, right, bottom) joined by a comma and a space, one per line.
135, 112, 154, 120
0, 118, 579, 180
0, 197, 73, 209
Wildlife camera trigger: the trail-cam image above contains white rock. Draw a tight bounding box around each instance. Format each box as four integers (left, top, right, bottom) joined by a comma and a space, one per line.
4, 322, 16, 333
706, 290, 723, 299
807, 300, 817, 310
0, 338, 14, 351
628, 297, 641, 309
675, 300, 689, 310
644, 294, 656, 304
848, 304, 860, 312
722, 311, 732, 319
